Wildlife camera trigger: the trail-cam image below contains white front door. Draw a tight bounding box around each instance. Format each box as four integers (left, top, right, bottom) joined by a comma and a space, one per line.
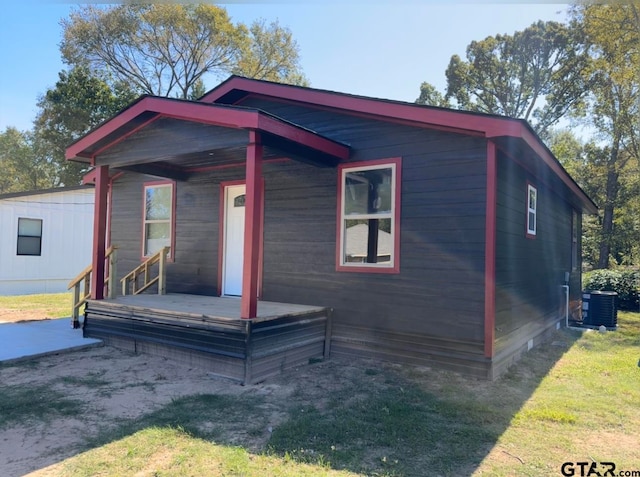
222, 184, 246, 296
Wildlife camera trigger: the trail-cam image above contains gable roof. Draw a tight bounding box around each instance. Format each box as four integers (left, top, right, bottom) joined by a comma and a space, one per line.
202, 76, 597, 214
65, 95, 350, 166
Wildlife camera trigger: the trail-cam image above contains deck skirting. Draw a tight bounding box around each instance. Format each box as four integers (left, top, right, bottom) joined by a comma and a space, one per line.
84, 296, 331, 384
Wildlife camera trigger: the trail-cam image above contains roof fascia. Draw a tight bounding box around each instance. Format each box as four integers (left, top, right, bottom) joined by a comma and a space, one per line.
66, 96, 349, 163
0, 185, 94, 201
493, 123, 597, 214
204, 78, 596, 212
201, 77, 517, 137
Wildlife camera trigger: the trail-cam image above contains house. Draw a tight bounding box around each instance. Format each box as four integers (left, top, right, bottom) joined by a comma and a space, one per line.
65, 76, 596, 382
0, 186, 94, 295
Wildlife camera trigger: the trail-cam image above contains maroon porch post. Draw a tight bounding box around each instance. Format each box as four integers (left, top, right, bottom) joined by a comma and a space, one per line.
241, 131, 263, 319
91, 165, 109, 300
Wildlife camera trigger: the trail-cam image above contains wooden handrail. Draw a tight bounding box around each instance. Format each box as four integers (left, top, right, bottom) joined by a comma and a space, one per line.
68, 246, 117, 329
121, 246, 169, 296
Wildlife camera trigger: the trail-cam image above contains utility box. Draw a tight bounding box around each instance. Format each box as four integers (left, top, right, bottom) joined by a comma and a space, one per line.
582, 290, 617, 329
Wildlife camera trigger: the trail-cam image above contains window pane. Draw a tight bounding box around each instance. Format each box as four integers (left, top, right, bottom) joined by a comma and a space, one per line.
145, 186, 172, 220
17, 236, 41, 256
145, 223, 170, 256
528, 211, 536, 232
344, 218, 392, 264
529, 188, 536, 209
344, 168, 392, 215
234, 194, 246, 207
18, 218, 42, 236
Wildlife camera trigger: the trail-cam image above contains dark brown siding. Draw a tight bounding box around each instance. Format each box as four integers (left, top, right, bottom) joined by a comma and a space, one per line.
494, 150, 578, 362
110, 170, 240, 295
236, 98, 489, 370
107, 99, 490, 375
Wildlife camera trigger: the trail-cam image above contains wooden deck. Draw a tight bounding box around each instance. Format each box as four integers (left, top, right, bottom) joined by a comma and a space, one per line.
83, 294, 332, 384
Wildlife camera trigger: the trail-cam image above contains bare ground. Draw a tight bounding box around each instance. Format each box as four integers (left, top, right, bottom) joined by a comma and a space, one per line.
0, 310, 60, 324
2, 345, 277, 475
0, 343, 397, 477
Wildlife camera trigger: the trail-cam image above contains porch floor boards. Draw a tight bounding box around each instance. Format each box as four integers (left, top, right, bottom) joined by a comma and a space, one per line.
88, 294, 326, 323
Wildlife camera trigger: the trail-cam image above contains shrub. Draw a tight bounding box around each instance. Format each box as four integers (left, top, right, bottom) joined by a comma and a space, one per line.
583, 269, 640, 311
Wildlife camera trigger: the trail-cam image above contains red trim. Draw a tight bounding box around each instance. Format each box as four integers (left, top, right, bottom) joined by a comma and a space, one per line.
496, 143, 574, 210
202, 77, 513, 136
525, 181, 537, 240
81, 168, 97, 185
141, 180, 176, 262
91, 166, 109, 300
484, 141, 497, 358
91, 114, 159, 159
241, 131, 263, 319
336, 157, 401, 274
202, 76, 595, 213
239, 93, 487, 138
517, 126, 596, 214
217, 179, 265, 298
66, 97, 349, 163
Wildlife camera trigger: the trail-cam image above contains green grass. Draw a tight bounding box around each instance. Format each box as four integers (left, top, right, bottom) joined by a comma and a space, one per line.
86, 393, 268, 447
267, 377, 501, 475
3, 311, 639, 476
0, 292, 71, 320
58, 370, 111, 388
62, 427, 362, 477
0, 384, 81, 428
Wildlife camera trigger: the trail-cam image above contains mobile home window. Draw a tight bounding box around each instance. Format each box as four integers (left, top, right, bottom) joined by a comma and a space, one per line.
143, 182, 175, 258
337, 158, 401, 273
526, 184, 537, 238
17, 218, 43, 256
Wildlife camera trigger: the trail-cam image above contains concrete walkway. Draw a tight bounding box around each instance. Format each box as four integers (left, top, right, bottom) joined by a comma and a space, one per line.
0, 319, 102, 363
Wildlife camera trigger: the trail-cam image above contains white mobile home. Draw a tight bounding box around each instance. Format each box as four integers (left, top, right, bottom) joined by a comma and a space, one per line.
0, 186, 94, 295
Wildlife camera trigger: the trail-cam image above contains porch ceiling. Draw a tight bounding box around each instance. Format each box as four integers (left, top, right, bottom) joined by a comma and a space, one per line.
66, 96, 350, 180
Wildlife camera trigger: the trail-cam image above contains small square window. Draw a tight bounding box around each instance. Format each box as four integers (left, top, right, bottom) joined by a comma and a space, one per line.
17, 218, 43, 256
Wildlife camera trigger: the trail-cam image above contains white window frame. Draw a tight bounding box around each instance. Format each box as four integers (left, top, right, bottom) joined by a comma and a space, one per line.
337, 158, 401, 273
17, 217, 43, 256
526, 183, 537, 238
142, 181, 175, 260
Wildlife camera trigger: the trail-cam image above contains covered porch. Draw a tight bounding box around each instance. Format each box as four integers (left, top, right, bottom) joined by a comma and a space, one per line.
66, 95, 350, 320
65, 94, 349, 383
84, 294, 332, 384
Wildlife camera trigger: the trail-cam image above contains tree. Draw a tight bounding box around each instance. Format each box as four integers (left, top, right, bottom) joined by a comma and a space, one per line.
0, 127, 55, 193
32, 66, 138, 186
571, 4, 640, 268
232, 19, 308, 86
415, 82, 450, 108
60, 4, 307, 100
549, 129, 640, 268
442, 20, 591, 138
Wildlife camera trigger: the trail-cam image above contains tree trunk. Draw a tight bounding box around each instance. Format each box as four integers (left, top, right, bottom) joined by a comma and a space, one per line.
597, 144, 621, 269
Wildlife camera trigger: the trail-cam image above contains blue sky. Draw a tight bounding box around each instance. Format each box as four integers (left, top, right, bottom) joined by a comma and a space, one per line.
0, 2, 570, 132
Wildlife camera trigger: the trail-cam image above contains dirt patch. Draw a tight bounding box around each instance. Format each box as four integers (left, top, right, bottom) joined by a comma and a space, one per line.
0, 310, 57, 324
1, 345, 381, 476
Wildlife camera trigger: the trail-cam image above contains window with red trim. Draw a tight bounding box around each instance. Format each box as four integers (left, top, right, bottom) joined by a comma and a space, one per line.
526, 183, 537, 238
143, 181, 175, 258
337, 158, 401, 273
